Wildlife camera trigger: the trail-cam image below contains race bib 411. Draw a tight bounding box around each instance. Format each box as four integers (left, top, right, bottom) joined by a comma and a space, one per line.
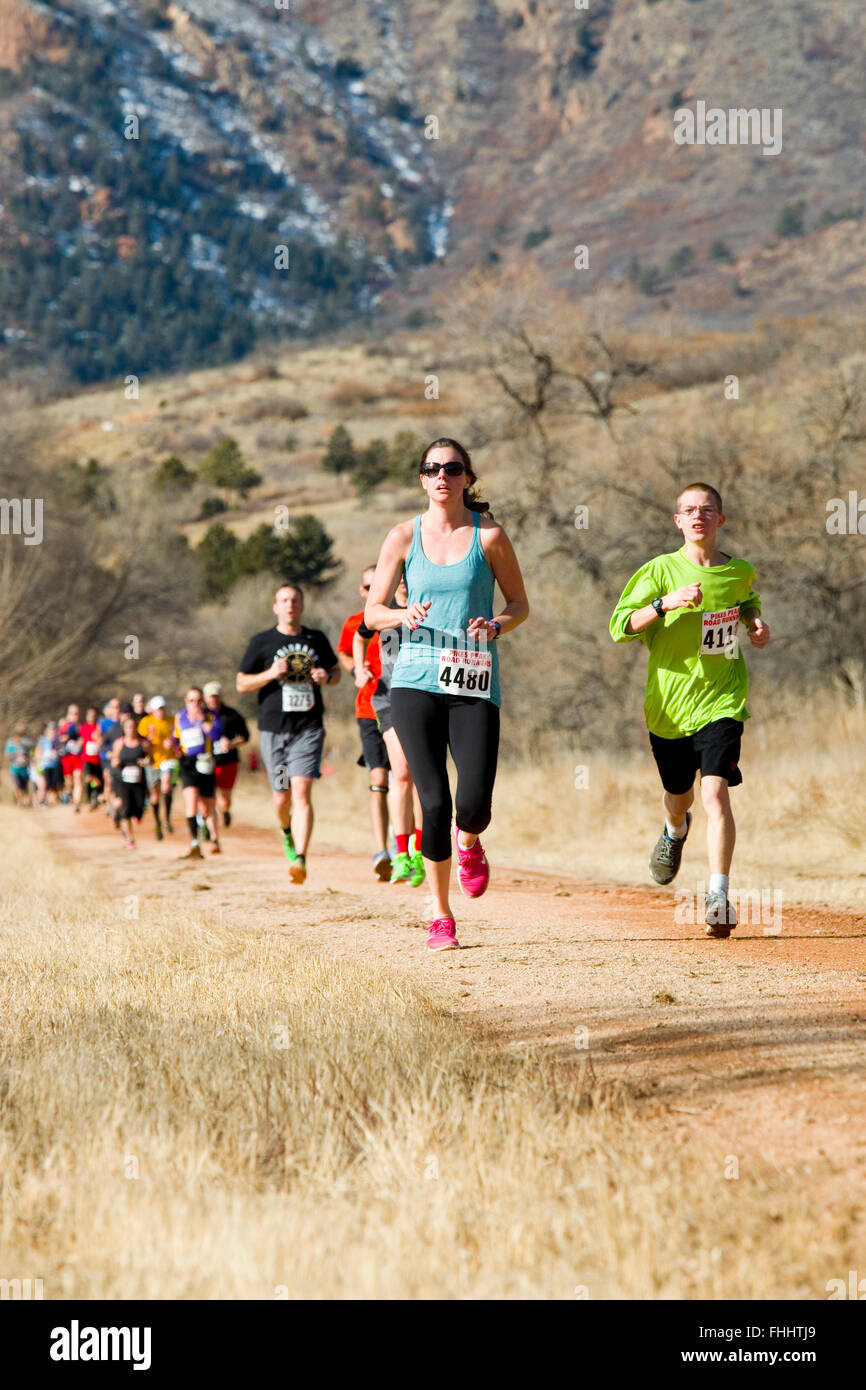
700, 607, 740, 658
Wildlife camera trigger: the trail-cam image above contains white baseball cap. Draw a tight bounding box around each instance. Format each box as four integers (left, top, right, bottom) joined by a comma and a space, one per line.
203, 681, 222, 697
148, 695, 166, 710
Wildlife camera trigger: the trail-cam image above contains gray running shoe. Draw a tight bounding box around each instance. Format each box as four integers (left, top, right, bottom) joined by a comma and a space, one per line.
705, 890, 738, 938
649, 811, 691, 884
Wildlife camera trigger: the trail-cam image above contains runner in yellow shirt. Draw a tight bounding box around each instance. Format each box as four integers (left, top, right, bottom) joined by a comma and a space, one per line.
138, 696, 178, 840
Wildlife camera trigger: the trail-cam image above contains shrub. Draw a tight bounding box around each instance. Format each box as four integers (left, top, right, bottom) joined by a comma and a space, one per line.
199, 496, 228, 520
386, 430, 425, 483
710, 239, 735, 264
321, 424, 356, 474
816, 206, 861, 229
198, 437, 262, 500
523, 226, 552, 251
155, 454, 196, 491
666, 245, 694, 276
197, 523, 241, 600
325, 379, 382, 408
237, 515, 342, 588
353, 439, 389, 497
775, 202, 805, 238
383, 94, 413, 121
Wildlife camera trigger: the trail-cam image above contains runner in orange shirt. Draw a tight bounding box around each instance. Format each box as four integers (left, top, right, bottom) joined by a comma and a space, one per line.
337, 566, 391, 881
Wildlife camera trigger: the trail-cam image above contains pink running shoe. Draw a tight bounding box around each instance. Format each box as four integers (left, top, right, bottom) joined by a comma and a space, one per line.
454, 828, 490, 898
427, 918, 459, 952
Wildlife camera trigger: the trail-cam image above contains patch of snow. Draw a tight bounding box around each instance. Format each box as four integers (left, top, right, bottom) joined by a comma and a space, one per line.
429, 198, 454, 259
388, 149, 422, 185
237, 197, 269, 221
189, 232, 224, 272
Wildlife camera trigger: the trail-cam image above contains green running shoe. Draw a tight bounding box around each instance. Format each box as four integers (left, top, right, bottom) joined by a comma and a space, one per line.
408, 850, 426, 888
282, 828, 298, 864
390, 851, 412, 883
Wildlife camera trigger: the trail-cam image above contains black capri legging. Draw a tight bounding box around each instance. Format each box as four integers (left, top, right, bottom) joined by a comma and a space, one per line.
391, 688, 500, 862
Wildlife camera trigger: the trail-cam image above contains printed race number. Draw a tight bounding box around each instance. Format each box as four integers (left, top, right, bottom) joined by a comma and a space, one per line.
282, 683, 314, 713
437, 647, 492, 698
700, 607, 740, 658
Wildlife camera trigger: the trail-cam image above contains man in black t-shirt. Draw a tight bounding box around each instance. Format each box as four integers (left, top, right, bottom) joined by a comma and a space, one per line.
236, 582, 340, 884
204, 680, 250, 831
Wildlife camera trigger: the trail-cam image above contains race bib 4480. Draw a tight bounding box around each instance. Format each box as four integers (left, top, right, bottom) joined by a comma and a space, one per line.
437, 647, 492, 697
700, 607, 740, 658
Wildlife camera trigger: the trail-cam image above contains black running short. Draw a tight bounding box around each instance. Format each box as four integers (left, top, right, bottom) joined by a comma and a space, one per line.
649, 717, 743, 795
357, 717, 390, 772
179, 754, 216, 797
119, 782, 147, 822
44, 765, 64, 792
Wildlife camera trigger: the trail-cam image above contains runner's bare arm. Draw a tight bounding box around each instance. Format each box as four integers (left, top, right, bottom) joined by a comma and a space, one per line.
741, 609, 770, 647
236, 658, 287, 693
364, 522, 414, 631
352, 629, 374, 687
472, 523, 529, 637
310, 665, 340, 686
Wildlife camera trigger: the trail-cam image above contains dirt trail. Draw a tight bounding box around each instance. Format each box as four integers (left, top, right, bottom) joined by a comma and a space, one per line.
44, 807, 866, 1210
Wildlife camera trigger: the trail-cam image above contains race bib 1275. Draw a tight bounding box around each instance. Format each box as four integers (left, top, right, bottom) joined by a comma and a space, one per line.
282, 683, 314, 713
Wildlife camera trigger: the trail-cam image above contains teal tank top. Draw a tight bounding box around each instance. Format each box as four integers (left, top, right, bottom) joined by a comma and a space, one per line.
390, 512, 501, 707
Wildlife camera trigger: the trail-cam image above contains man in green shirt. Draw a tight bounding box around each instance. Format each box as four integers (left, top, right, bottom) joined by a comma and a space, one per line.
610, 483, 770, 937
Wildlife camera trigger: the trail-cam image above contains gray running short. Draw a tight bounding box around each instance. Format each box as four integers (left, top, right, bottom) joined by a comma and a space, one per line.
145, 765, 163, 791
260, 726, 325, 787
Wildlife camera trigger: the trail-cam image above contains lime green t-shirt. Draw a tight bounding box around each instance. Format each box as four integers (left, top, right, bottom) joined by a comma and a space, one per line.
609, 548, 761, 739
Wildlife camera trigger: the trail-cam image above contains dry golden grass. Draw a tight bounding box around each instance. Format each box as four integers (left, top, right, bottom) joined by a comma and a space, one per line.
0, 810, 856, 1299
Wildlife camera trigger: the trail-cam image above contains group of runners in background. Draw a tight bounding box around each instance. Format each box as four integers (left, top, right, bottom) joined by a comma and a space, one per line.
4, 685, 250, 855
3, 436, 769, 951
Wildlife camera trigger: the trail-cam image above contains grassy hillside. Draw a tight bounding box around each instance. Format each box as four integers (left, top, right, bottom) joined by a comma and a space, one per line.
6, 290, 866, 748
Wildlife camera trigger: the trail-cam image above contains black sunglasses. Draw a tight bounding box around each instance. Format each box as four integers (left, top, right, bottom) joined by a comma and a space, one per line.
420, 461, 465, 477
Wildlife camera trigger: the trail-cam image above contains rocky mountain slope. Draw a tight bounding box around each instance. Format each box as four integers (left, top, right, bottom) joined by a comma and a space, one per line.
1, 0, 864, 384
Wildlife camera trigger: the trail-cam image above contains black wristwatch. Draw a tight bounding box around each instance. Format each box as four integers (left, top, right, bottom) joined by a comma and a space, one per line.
488, 620, 501, 640
651, 597, 665, 620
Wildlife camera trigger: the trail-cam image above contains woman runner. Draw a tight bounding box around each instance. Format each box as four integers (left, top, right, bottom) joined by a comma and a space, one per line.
365, 438, 529, 951
110, 714, 150, 849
